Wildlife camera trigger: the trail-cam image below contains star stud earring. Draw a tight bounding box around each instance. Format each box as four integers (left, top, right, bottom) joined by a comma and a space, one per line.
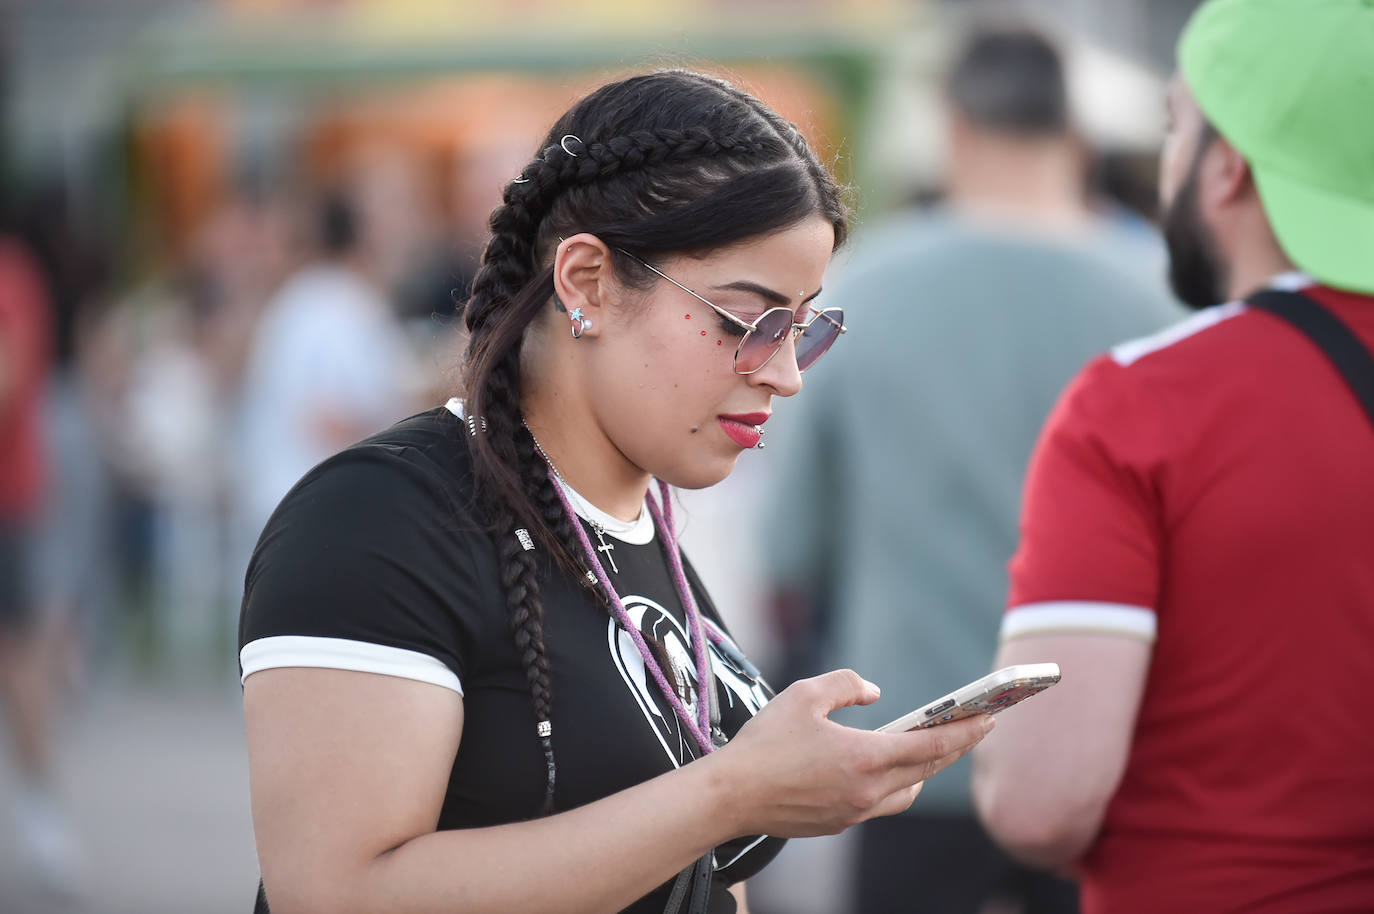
570, 308, 592, 339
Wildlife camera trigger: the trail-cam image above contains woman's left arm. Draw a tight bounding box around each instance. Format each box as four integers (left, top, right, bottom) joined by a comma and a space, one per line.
729, 881, 749, 913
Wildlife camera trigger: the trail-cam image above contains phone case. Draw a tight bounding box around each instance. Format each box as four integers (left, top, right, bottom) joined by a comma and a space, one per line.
876, 663, 1061, 733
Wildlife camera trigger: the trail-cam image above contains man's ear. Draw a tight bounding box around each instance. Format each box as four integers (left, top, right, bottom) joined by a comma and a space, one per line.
551, 233, 613, 338
1203, 136, 1254, 209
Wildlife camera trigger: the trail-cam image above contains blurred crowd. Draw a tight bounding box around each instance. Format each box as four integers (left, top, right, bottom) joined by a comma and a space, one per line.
2, 2, 1196, 912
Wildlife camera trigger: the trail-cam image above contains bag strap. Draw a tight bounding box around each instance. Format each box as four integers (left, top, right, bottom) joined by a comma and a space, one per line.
1246, 289, 1374, 430
663, 852, 713, 914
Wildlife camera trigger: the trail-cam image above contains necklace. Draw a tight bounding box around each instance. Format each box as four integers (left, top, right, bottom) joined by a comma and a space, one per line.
587, 520, 619, 574
526, 427, 626, 573
524, 421, 718, 754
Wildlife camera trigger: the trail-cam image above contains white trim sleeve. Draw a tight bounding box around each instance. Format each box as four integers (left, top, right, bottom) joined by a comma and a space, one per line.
1000, 601, 1157, 642
240, 635, 464, 695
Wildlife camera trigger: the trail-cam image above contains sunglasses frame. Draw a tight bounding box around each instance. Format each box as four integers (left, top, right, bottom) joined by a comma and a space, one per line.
615, 248, 845, 375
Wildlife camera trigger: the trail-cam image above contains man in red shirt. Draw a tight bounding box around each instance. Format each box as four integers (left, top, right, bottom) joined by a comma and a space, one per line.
972, 1, 1374, 912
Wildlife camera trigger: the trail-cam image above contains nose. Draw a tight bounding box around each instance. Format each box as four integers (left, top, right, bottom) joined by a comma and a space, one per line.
749, 332, 803, 398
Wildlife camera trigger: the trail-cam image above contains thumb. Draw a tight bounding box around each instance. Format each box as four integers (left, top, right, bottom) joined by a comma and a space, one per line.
805, 669, 882, 715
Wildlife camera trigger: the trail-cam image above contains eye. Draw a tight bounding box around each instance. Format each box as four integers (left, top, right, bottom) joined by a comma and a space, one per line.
715, 312, 749, 338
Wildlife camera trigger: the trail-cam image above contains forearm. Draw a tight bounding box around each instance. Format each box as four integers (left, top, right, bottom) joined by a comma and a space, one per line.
729, 880, 749, 912
972, 634, 1150, 869
316, 755, 740, 914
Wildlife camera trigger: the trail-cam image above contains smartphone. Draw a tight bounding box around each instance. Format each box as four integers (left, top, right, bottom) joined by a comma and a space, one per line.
876, 663, 1061, 733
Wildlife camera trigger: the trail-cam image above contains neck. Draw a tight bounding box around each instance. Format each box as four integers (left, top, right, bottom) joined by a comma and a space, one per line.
522, 396, 650, 525
947, 135, 1091, 232
1223, 224, 1297, 301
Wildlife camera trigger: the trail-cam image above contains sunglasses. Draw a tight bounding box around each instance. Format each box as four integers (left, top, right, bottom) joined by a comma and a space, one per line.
616, 248, 846, 375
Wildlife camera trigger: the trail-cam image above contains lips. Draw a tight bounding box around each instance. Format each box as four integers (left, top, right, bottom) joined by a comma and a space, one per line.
718, 411, 770, 449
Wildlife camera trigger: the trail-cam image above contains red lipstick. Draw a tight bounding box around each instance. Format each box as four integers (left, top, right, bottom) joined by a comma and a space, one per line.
717, 411, 770, 449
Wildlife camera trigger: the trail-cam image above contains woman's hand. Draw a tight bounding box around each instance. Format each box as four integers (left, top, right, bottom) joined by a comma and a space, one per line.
710, 669, 994, 838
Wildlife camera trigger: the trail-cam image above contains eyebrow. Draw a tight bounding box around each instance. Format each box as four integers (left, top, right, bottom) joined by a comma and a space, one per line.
710, 280, 823, 308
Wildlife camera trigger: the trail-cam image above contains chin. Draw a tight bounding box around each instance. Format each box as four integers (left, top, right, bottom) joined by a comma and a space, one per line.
657, 450, 741, 490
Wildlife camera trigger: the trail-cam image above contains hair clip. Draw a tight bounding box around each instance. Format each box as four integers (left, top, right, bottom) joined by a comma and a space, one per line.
560, 134, 584, 157
515, 528, 535, 551
467, 415, 488, 437
536, 720, 552, 738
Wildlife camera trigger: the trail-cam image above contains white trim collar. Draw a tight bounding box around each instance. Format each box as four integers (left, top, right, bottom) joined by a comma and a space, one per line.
1110, 271, 1319, 367
444, 398, 654, 545
1268, 270, 1315, 291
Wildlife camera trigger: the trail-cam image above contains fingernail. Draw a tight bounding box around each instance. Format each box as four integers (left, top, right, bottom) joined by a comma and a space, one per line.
981, 715, 996, 734
863, 679, 881, 696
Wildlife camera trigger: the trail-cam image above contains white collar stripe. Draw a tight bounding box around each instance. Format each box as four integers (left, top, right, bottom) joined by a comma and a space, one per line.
444, 398, 654, 545
1110, 271, 1315, 368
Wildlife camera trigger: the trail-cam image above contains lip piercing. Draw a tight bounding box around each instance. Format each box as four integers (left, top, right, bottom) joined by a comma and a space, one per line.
755, 426, 766, 449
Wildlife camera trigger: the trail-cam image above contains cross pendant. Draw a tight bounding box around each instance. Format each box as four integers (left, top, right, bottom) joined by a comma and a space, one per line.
591, 523, 619, 574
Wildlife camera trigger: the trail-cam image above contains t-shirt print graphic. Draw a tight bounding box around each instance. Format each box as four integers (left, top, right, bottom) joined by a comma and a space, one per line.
606, 595, 770, 767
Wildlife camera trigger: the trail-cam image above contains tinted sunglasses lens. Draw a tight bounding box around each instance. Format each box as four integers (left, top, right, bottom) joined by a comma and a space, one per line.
795, 309, 844, 371
735, 308, 794, 373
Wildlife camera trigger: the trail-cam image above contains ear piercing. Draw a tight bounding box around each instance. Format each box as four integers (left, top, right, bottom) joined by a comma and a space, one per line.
570, 308, 593, 339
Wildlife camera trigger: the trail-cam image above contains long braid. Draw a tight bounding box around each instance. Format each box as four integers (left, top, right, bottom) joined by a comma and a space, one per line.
477, 355, 558, 814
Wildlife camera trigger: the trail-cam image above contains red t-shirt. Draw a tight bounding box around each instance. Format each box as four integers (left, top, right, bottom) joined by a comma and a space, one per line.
0, 240, 51, 520
1005, 273, 1374, 913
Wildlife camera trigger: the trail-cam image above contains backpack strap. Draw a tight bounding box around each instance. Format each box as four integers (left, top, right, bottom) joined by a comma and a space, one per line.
1246, 289, 1374, 430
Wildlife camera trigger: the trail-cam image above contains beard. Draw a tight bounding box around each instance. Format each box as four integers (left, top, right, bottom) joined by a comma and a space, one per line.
1161, 165, 1229, 310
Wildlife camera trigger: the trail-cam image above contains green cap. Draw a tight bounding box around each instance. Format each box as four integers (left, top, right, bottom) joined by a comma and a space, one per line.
1179, 0, 1374, 294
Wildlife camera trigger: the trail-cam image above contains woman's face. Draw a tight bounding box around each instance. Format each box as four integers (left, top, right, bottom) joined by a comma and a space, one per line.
583, 215, 836, 490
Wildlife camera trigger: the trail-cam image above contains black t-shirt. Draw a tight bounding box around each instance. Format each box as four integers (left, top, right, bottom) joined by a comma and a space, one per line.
239, 405, 784, 913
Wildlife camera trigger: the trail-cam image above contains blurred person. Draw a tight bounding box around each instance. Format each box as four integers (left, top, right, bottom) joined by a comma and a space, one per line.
121, 286, 226, 675
760, 26, 1180, 914
239, 69, 994, 914
0, 229, 79, 892
233, 185, 419, 574
16, 178, 118, 688
115, 189, 295, 676
973, 2, 1374, 912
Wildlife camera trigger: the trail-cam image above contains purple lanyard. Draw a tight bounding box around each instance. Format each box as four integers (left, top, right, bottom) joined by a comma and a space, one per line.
548, 472, 718, 755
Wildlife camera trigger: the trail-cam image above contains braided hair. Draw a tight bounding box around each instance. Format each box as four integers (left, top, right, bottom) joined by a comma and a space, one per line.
459, 69, 849, 815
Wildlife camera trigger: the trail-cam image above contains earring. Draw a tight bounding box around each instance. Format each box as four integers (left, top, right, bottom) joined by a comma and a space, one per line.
570, 308, 592, 339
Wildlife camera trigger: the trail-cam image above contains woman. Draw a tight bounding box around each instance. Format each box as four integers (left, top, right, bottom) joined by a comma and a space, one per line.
240, 69, 993, 914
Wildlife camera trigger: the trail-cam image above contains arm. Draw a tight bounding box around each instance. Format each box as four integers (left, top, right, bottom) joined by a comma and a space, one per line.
973, 356, 1164, 869
0, 334, 15, 418
971, 632, 1150, 869
729, 881, 749, 913
246, 666, 994, 914
761, 360, 840, 650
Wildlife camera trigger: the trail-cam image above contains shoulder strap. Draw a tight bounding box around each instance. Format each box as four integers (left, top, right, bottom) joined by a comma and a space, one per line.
1246, 289, 1374, 431
663, 852, 714, 914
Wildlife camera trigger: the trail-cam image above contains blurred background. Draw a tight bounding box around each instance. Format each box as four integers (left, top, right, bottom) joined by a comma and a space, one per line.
0, 1, 1198, 911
